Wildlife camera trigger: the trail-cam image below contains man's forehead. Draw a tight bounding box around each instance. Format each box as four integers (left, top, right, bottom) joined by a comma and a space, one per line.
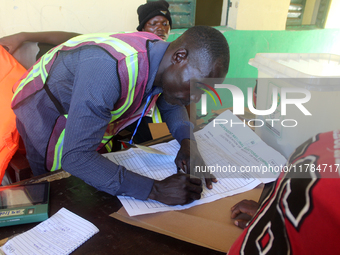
209, 59, 227, 79
191, 61, 226, 80
187, 51, 222, 74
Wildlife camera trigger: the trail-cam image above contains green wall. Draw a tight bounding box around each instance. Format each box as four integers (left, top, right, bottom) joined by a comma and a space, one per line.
168, 27, 340, 119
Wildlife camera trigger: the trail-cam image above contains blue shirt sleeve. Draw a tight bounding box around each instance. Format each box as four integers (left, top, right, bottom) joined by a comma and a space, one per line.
59, 46, 154, 200
156, 94, 195, 144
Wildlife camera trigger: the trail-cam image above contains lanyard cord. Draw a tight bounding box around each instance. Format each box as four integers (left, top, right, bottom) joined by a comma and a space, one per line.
129, 87, 155, 145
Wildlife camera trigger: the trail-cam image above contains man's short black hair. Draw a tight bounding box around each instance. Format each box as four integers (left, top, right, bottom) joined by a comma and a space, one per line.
171, 26, 230, 74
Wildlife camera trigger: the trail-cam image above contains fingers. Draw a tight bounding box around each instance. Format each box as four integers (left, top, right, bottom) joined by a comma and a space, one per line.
187, 168, 217, 190
231, 200, 255, 229
183, 163, 189, 174
186, 178, 202, 203
205, 177, 213, 189
230, 207, 242, 219
149, 174, 203, 206
189, 175, 202, 185
234, 219, 249, 229
177, 174, 202, 204
185, 160, 191, 173
230, 200, 245, 218
188, 181, 203, 194
230, 200, 260, 218
230, 200, 244, 212
175, 159, 189, 174
205, 170, 217, 189
187, 175, 202, 198
188, 191, 201, 202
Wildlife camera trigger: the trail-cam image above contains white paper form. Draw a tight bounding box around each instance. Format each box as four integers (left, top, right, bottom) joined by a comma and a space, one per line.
104, 145, 261, 216
194, 110, 287, 183
104, 110, 287, 216
104, 142, 179, 182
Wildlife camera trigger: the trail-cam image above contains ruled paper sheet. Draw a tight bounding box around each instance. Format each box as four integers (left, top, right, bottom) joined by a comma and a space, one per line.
104, 110, 287, 216
105, 145, 262, 216
1, 208, 99, 255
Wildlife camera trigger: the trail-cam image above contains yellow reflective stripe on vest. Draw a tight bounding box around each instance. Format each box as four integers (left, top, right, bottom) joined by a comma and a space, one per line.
50, 115, 68, 171
63, 33, 139, 122
101, 135, 112, 144
14, 33, 139, 121
12, 44, 63, 100
152, 105, 162, 123
101, 135, 113, 151
108, 48, 138, 121
15, 33, 148, 169
105, 140, 113, 152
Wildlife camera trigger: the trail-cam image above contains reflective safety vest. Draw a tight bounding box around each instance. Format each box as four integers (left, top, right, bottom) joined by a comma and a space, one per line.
0, 46, 26, 183
12, 32, 162, 171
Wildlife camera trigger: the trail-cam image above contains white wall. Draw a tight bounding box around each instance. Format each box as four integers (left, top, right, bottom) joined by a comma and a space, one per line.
227, 0, 291, 30
325, 0, 340, 29
0, 0, 146, 37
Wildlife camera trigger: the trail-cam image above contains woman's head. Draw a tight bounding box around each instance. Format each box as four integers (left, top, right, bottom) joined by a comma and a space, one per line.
137, 0, 172, 41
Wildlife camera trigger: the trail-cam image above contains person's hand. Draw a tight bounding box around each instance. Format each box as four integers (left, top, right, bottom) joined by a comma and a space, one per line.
231, 199, 259, 229
148, 173, 202, 205
175, 138, 217, 189
0, 33, 25, 54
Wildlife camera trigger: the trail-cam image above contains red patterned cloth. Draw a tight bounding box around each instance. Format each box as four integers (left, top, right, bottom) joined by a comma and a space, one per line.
228, 130, 340, 254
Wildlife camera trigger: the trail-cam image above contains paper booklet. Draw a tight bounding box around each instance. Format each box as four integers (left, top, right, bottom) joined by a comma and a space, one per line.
1, 208, 99, 255
104, 110, 287, 216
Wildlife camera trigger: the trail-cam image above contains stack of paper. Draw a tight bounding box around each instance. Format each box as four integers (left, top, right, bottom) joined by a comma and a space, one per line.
1, 208, 99, 255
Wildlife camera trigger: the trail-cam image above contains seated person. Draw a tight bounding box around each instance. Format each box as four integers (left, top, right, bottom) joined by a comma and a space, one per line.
228, 130, 340, 254
11, 26, 229, 206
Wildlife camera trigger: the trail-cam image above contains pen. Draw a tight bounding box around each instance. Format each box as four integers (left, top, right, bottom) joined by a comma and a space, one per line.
177, 165, 187, 174
177, 167, 185, 174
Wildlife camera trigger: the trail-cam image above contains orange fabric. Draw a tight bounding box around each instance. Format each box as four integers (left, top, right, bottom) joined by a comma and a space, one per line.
0, 46, 26, 183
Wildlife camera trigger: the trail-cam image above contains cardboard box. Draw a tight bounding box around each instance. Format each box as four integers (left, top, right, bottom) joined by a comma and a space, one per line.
111, 184, 263, 253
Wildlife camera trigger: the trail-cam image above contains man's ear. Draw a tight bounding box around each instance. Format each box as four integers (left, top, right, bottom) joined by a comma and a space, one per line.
172, 48, 188, 64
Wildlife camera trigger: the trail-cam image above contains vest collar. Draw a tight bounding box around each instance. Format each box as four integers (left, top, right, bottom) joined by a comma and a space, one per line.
145, 40, 170, 97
